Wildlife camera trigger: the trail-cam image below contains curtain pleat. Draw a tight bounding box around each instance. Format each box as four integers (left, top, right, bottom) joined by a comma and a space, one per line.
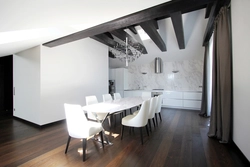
208, 6, 232, 143
199, 45, 208, 117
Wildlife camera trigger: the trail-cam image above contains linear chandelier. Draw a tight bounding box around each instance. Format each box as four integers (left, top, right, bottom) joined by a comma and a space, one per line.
109, 37, 144, 66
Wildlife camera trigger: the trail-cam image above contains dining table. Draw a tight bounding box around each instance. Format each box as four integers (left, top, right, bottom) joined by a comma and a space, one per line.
82, 96, 147, 145
82, 96, 145, 115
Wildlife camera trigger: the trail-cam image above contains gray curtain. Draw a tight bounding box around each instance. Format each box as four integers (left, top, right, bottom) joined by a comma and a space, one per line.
208, 6, 232, 143
199, 45, 208, 117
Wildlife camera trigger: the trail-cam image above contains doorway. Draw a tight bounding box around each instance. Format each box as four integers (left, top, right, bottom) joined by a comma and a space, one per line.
0, 55, 13, 118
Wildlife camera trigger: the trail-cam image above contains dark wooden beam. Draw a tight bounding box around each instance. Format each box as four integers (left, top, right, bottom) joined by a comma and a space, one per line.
203, 0, 231, 46
90, 34, 116, 48
91, 33, 133, 56
104, 32, 114, 39
170, 11, 185, 49
128, 26, 137, 34
43, 0, 216, 47
205, 3, 213, 18
140, 20, 166, 52
152, 20, 159, 29
202, 1, 219, 46
110, 29, 147, 54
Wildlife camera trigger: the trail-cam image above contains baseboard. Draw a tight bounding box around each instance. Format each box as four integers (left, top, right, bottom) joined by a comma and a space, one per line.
13, 116, 66, 128
230, 140, 250, 165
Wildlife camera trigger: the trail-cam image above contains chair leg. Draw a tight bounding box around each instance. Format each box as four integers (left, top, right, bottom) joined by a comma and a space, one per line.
159, 113, 162, 121
82, 138, 87, 161
140, 127, 143, 145
65, 136, 71, 154
99, 131, 104, 148
148, 119, 152, 132
152, 118, 156, 128
145, 125, 149, 136
155, 113, 158, 126
121, 125, 124, 140
114, 114, 116, 127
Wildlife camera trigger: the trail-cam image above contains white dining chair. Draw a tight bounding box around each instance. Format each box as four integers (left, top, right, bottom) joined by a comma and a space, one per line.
64, 103, 104, 161
155, 95, 163, 125
104, 93, 123, 127
85, 95, 106, 122
102, 94, 113, 102
113, 92, 122, 100
148, 96, 158, 132
121, 99, 150, 145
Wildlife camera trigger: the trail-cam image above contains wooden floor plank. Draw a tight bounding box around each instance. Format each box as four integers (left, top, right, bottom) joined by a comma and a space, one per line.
0, 108, 249, 167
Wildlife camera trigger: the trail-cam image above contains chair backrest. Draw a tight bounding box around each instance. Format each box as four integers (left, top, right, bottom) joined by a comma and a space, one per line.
155, 95, 163, 114
131, 99, 150, 127
86, 95, 98, 105
148, 97, 158, 119
64, 103, 88, 138
141, 92, 151, 100
113, 93, 122, 100
85, 95, 98, 120
103, 94, 113, 102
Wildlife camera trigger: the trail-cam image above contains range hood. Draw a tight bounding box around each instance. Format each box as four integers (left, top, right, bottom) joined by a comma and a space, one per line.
155, 57, 163, 73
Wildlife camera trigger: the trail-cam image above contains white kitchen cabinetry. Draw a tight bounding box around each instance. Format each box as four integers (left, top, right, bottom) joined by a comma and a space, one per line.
162, 91, 202, 110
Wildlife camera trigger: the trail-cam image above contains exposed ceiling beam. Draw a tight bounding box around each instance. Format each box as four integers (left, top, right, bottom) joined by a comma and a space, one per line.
170, 11, 185, 49
152, 20, 159, 29
110, 29, 147, 54
90, 34, 116, 48
203, 0, 231, 46
205, 3, 213, 18
43, 0, 216, 47
91, 33, 133, 56
140, 20, 166, 52
202, 1, 219, 46
104, 32, 114, 39
128, 26, 137, 34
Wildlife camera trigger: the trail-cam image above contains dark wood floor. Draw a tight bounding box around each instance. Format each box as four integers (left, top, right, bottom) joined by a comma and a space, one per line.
0, 108, 249, 167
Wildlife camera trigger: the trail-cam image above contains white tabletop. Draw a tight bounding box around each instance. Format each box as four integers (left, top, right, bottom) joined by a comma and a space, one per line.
82, 96, 147, 114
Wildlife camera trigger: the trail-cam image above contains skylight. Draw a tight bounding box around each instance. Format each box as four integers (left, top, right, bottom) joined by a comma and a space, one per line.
137, 28, 150, 41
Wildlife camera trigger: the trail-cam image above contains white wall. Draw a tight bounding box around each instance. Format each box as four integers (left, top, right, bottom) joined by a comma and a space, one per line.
13, 38, 108, 125
13, 46, 41, 124
232, 0, 250, 161
40, 38, 108, 125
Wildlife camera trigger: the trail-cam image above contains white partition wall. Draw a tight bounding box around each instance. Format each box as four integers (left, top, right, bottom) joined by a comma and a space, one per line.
13, 38, 108, 125
13, 46, 41, 124
232, 0, 250, 161
40, 38, 108, 125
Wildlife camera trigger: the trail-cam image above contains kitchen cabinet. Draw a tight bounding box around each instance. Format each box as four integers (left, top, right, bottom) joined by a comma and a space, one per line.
162, 91, 202, 110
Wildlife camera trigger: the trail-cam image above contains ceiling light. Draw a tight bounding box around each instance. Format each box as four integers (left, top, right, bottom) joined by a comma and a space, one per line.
109, 37, 143, 66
